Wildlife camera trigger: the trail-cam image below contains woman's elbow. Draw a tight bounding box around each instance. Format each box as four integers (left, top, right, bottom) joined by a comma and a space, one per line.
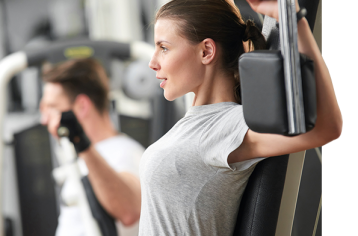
321, 120, 343, 144
333, 122, 343, 140
330, 115, 343, 140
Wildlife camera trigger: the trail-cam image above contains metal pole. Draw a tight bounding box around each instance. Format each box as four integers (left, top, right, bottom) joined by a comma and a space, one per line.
278, 0, 306, 135
0, 52, 27, 236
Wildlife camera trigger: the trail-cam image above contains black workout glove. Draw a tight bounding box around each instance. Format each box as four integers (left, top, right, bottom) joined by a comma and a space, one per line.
57, 110, 91, 153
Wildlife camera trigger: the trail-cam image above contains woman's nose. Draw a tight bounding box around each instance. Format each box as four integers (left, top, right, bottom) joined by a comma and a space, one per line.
149, 56, 160, 71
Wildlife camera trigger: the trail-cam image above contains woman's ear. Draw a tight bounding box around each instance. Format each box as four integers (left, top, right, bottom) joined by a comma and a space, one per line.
72, 94, 91, 121
200, 38, 217, 65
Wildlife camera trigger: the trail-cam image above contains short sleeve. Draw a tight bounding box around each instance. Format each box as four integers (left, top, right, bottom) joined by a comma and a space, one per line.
94, 135, 144, 176
199, 105, 262, 172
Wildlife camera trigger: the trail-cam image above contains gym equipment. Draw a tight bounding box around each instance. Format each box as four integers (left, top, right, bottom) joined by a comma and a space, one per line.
12, 124, 57, 236
239, 2, 314, 136
123, 60, 157, 100
239, 51, 316, 135
233, 0, 321, 235
0, 39, 155, 236
54, 136, 103, 236
56, 111, 116, 236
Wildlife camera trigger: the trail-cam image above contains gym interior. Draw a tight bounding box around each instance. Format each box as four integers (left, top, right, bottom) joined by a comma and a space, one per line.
0, 0, 356, 236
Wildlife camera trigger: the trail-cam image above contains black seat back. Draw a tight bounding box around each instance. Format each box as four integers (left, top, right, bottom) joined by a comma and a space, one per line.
233, 156, 289, 235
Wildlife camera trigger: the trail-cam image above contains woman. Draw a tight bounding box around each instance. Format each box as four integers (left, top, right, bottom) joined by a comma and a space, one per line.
139, 0, 342, 235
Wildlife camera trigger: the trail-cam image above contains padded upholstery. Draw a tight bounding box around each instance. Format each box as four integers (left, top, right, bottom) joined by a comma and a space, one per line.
239, 51, 316, 135
82, 176, 118, 236
233, 156, 289, 235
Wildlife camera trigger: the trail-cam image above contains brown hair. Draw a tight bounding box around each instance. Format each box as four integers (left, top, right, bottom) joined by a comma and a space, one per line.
156, 0, 266, 103
42, 58, 110, 114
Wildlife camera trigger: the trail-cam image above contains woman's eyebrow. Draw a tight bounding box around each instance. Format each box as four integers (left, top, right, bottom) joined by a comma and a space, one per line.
156, 40, 171, 46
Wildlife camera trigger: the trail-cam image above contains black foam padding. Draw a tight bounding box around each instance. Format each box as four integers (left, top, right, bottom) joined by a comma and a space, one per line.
14, 124, 58, 236
292, 149, 321, 236
300, 54, 316, 131
82, 176, 118, 236
233, 155, 289, 236
239, 50, 316, 135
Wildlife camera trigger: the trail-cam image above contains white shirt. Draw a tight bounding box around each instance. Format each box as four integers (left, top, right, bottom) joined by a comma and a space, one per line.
56, 134, 144, 236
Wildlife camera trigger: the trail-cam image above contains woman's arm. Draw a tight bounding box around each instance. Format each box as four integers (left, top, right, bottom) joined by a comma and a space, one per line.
228, 0, 342, 163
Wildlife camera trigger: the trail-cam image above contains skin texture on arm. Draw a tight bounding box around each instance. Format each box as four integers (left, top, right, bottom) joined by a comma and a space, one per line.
80, 147, 141, 226
228, 0, 342, 163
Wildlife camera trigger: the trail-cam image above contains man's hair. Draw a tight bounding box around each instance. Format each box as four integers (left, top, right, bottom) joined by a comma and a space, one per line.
42, 58, 110, 114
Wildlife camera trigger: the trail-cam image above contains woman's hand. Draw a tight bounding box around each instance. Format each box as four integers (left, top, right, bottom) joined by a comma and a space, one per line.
246, 0, 300, 21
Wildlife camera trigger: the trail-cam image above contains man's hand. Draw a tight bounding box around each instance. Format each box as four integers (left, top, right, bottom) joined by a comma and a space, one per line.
58, 110, 91, 153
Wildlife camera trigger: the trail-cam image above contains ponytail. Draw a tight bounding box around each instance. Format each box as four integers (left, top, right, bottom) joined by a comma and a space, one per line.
243, 19, 266, 51
234, 20, 266, 103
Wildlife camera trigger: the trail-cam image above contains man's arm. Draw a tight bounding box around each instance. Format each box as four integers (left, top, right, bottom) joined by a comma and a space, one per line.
57, 111, 141, 226
80, 146, 141, 226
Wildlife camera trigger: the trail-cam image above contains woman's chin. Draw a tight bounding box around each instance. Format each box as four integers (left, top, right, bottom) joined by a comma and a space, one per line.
163, 91, 178, 101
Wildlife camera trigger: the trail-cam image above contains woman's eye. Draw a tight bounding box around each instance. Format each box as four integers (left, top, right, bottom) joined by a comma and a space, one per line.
161, 46, 168, 52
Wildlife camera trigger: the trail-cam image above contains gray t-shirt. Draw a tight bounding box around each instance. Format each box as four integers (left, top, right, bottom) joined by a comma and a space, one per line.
139, 102, 264, 236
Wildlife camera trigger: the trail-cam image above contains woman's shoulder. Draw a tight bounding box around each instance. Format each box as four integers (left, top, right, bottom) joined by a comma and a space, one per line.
212, 102, 245, 121
185, 102, 243, 118
201, 102, 246, 131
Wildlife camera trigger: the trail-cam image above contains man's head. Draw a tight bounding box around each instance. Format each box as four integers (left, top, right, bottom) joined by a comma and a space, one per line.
40, 58, 110, 137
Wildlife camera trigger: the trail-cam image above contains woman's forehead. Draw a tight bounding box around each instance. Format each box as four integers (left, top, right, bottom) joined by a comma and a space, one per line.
154, 19, 181, 42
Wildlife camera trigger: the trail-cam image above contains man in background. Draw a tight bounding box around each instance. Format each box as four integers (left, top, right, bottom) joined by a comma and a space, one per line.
40, 58, 143, 236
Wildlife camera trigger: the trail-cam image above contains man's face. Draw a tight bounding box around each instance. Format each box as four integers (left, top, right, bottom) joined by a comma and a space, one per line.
40, 83, 72, 138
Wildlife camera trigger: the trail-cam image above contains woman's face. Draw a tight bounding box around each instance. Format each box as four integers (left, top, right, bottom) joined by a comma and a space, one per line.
149, 19, 205, 101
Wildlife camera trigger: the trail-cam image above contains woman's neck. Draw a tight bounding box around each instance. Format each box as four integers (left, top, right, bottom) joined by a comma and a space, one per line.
192, 69, 237, 106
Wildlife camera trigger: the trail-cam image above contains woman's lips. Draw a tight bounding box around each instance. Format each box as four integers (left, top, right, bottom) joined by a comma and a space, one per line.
160, 79, 167, 88
157, 77, 167, 88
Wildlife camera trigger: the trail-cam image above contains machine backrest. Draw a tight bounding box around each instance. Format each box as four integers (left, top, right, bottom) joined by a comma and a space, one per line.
233, 156, 289, 235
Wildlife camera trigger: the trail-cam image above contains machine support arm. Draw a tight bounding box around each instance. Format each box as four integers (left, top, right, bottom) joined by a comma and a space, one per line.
0, 51, 27, 236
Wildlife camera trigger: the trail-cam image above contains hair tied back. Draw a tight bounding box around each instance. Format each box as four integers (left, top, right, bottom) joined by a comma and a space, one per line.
242, 19, 266, 50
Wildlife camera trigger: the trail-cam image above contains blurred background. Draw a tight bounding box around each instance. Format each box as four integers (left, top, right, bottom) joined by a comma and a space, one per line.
0, 0, 356, 235
1, 1, 185, 236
